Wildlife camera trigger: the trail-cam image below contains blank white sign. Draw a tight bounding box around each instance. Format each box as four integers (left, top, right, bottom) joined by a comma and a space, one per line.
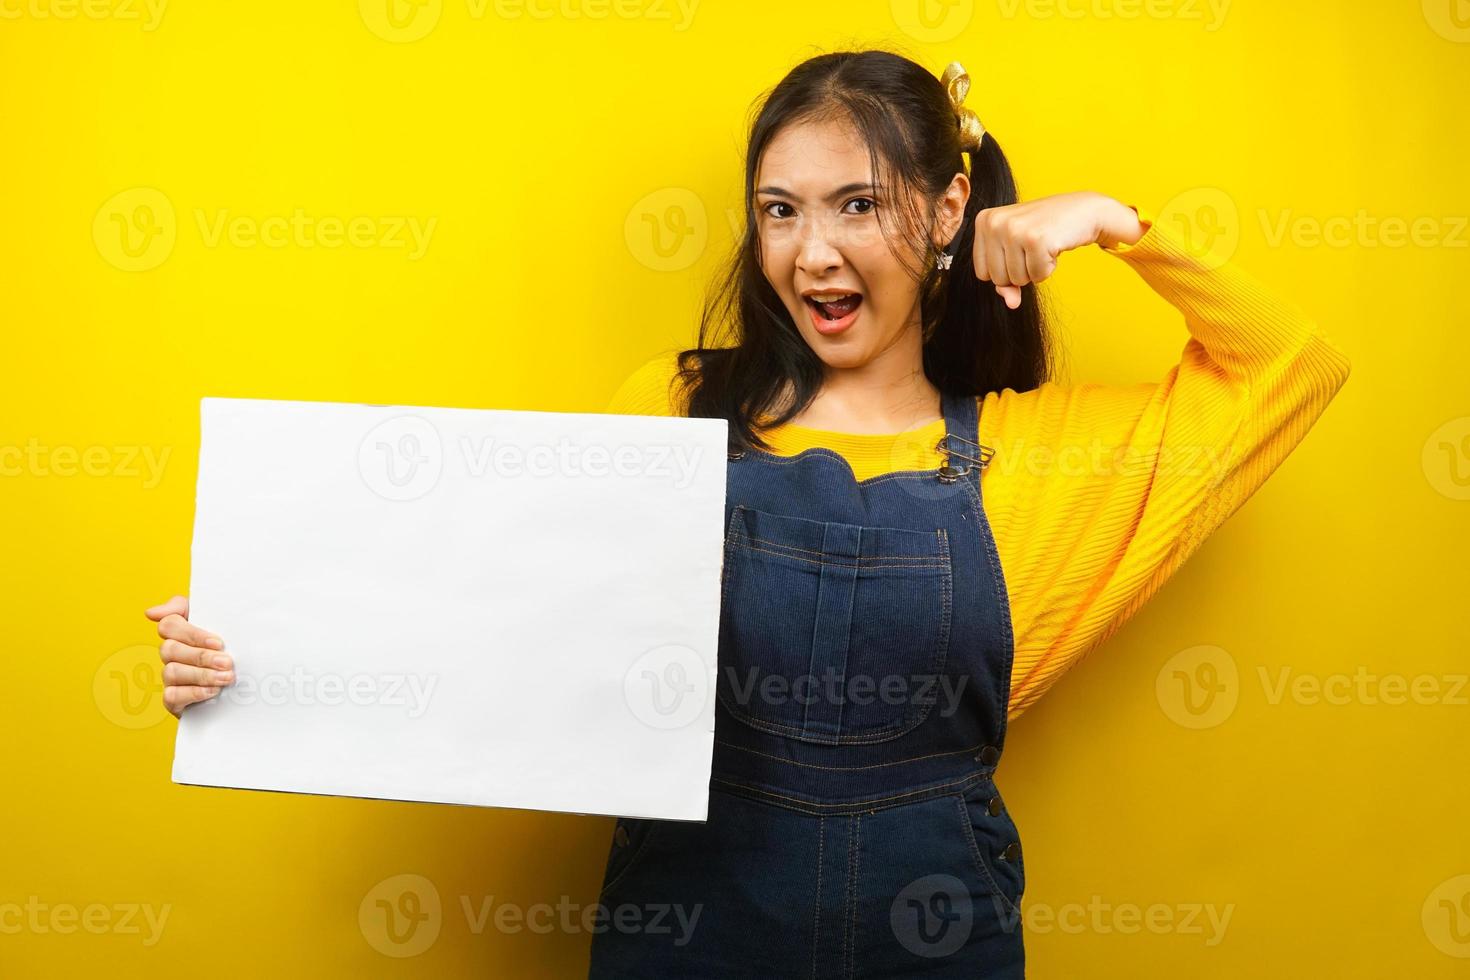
172, 397, 727, 821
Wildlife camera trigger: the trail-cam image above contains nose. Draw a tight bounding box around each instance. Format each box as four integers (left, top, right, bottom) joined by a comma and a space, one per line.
794, 214, 844, 278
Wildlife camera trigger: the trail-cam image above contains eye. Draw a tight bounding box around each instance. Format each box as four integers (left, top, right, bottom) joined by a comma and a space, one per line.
761, 201, 795, 219
843, 197, 877, 215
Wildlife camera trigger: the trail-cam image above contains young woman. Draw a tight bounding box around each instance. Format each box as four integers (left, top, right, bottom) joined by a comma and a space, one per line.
147, 48, 1350, 978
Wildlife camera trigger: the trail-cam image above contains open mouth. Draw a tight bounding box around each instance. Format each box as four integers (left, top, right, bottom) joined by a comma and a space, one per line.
804, 293, 863, 321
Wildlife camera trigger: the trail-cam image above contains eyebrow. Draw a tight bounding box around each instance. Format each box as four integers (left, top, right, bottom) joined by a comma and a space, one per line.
754, 182, 875, 203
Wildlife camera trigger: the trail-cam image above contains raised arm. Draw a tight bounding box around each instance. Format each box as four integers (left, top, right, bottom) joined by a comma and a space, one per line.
984, 202, 1352, 719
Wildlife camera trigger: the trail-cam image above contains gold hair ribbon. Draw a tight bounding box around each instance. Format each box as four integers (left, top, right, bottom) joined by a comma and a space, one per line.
940, 61, 986, 154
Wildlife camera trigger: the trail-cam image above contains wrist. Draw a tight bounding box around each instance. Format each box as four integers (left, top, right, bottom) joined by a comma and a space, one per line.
1093, 197, 1146, 250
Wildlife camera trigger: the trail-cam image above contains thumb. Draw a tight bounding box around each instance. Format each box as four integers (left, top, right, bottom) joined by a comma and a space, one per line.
995, 284, 1022, 310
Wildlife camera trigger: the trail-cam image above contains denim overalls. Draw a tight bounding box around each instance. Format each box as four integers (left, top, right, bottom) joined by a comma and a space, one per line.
589, 390, 1026, 978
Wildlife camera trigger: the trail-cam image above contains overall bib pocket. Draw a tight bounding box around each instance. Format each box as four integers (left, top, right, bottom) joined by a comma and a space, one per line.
717, 504, 954, 744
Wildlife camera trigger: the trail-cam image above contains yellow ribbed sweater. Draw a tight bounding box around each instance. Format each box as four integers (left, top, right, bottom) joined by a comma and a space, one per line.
604, 205, 1352, 721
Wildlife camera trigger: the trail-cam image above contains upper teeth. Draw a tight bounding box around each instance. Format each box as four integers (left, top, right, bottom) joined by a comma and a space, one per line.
809, 292, 853, 302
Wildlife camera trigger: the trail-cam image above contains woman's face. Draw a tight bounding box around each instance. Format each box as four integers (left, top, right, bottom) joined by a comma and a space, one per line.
754, 116, 957, 372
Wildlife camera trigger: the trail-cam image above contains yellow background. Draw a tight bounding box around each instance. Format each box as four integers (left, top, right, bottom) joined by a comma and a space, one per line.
2, 0, 1467, 975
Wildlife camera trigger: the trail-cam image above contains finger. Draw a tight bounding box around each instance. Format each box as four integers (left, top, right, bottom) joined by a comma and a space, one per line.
971, 220, 990, 283
145, 595, 188, 622
1024, 239, 1055, 284
1004, 238, 1030, 288
163, 684, 220, 714
163, 661, 234, 688
986, 232, 1011, 287
995, 284, 1022, 310
157, 613, 223, 651
160, 637, 232, 670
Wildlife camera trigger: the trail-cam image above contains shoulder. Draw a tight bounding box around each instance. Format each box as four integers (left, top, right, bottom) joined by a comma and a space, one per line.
603, 350, 693, 417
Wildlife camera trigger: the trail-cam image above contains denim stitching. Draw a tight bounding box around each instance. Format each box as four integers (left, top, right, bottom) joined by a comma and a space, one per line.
734, 447, 915, 487
733, 529, 945, 561
741, 452, 969, 491
732, 393, 984, 484
811, 816, 824, 980
992, 783, 1027, 901
954, 792, 1021, 920
730, 533, 949, 569
710, 770, 991, 813
845, 814, 861, 979
958, 442, 1017, 729
715, 666, 947, 746
717, 515, 956, 744
932, 529, 954, 731
719, 505, 742, 608
714, 738, 989, 771
830, 523, 860, 738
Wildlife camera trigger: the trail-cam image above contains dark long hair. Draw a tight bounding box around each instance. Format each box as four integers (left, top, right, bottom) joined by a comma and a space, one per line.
673, 48, 1054, 452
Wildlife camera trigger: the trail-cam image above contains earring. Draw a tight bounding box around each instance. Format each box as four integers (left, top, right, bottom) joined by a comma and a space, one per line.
937, 210, 974, 272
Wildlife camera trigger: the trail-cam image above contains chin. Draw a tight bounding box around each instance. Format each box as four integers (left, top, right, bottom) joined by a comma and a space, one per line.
803, 338, 873, 371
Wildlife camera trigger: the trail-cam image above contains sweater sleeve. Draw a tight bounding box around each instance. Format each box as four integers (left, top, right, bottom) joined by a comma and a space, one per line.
984, 203, 1353, 721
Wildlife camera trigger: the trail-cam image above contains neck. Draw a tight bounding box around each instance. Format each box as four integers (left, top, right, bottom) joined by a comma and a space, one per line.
785, 325, 941, 435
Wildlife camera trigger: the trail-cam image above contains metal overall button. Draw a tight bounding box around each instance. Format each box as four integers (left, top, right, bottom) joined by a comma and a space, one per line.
956, 782, 1025, 919
599, 818, 664, 901
935, 431, 994, 483
975, 743, 1000, 765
